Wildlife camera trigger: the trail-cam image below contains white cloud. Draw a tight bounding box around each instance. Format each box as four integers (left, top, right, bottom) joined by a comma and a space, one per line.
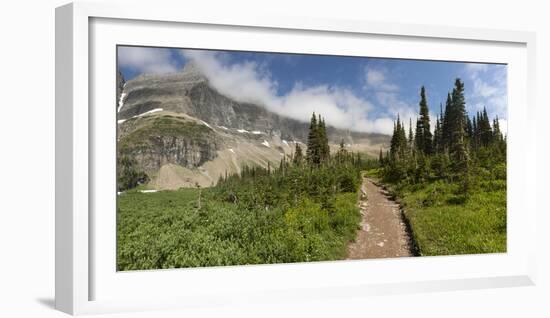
365, 69, 399, 92
374, 92, 416, 122
465, 63, 489, 73
118, 47, 178, 75
364, 67, 420, 132
182, 50, 277, 106
474, 80, 499, 98
366, 70, 385, 86
182, 50, 398, 134
465, 63, 507, 120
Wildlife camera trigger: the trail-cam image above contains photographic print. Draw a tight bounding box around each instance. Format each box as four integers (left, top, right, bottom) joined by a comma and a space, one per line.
116, 46, 507, 271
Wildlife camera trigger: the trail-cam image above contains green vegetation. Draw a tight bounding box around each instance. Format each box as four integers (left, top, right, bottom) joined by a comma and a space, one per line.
376, 78, 507, 255
117, 115, 219, 191
117, 112, 378, 270
118, 115, 216, 151
117, 155, 149, 192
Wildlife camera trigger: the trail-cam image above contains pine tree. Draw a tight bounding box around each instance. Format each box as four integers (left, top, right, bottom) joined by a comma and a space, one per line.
318, 116, 330, 162
433, 117, 441, 153
492, 116, 503, 143
449, 79, 469, 176
399, 120, 407, 159
387, 114, 409, 181
293, 143, 303, 165
472, 115, 478, 151
306, 112, 320, 165
441, 93, 453, 151
379, 77, 506, 191
417, 86, 433, 154
408, 118, 414, 149
337, 138, 348, 163
479, 107, 492, 147
390, 119, 398, 160
389, 115, 409, 163
414, 118, 423, 153
466, 115, 473, 139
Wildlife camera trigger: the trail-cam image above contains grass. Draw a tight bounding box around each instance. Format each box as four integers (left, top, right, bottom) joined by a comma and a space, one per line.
373, 173, 506, 256
117, 188, 361, 270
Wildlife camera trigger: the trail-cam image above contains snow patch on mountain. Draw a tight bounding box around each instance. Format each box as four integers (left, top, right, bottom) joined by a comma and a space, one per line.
117, 92, 126, 113
201, 120, 213, 129
137, 108, 163, 117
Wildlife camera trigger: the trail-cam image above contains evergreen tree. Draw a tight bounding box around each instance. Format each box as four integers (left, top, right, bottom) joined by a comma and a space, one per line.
390, 115, 408, 161
390, 120, 398, 160
433, 117, 441, 153
417, 86, 433, 154
441, 93, 453, 151
306, 112, 320, 165
336, 138, 348, 163
379, 77, 506, 195
387, 115, 409, 181
400, 120, 407, 158
408, 118, 414, 149
293, 143, 304, 165
318, 116, 330, 162
479, 107, 492, 147
466, 115, 473, 139
414, 118, 423, 153
472, 115, 478, 150
449, 79, 469, 176
492, 116, 503, 143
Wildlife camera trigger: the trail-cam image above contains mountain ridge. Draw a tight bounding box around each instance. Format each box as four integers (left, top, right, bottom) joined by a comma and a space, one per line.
117, 64, 390, 189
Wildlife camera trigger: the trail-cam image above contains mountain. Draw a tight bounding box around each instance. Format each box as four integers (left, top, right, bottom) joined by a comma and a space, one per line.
117, 63, 390, 189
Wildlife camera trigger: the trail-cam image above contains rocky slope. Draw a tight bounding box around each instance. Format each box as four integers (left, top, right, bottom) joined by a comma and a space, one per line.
117, 63, 390, 189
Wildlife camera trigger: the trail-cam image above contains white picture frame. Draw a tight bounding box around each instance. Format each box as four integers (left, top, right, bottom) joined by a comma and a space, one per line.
55, 1, 537, 315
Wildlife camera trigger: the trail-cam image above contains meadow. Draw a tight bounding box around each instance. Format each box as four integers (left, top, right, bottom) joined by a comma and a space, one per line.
117, 148, 369, 270
367, 168, 506, 256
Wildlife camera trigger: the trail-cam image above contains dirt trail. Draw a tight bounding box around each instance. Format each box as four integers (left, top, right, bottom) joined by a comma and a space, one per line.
347, 177, 414, 259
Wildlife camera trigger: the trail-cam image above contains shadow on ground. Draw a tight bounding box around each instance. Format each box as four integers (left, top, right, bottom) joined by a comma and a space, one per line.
36, 297, 55, 309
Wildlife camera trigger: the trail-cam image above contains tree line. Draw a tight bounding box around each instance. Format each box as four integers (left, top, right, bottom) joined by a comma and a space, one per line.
216, 112, 379, 212
380, 78, 506, 191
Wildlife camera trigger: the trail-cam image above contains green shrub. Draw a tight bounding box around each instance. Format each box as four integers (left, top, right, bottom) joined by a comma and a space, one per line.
118, 155, 364, 270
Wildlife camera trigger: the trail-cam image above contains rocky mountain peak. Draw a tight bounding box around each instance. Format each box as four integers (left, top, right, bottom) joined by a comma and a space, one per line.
182, 60, 200, 73
180, 60, 207, 82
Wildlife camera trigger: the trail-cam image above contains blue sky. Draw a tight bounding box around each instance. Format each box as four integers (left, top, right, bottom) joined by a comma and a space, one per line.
118, 46, 507, 135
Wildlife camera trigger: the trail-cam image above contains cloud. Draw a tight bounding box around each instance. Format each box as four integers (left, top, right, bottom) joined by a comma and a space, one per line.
118, 47, 178, 75
464, 63, 507, 120
364, 69, 399, 92
374, 92, 416, 121
182, 50, 397, 135
182, 50, 277, 106
464, 63, 489, 73
363, 66, 422, 131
